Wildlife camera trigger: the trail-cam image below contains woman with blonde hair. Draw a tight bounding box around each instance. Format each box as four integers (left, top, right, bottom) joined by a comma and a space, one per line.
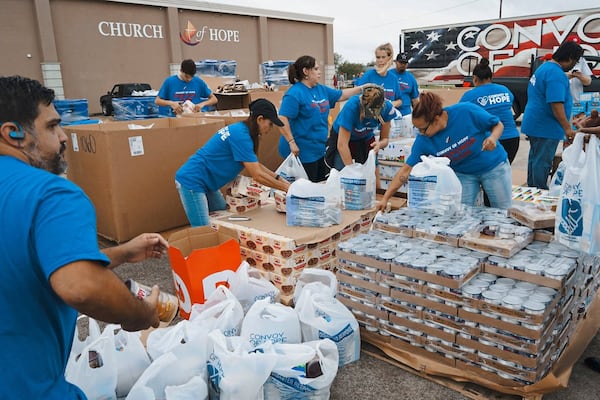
355, 43, 402, 109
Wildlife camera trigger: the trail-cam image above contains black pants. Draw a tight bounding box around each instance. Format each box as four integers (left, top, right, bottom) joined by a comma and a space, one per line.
302, 157, 330, 183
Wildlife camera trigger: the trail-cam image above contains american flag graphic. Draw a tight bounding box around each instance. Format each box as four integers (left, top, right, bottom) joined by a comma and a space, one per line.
402, 12, 600, 84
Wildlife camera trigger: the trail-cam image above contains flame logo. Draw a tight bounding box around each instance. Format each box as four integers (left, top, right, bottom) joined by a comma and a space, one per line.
180, 21, 200, 46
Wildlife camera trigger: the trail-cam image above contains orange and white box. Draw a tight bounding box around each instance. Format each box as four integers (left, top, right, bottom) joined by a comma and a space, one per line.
225, 195, 260, 214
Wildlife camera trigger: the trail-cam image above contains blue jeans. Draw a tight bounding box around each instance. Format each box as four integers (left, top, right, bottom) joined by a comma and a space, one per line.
527, 137, 560, 189
455, 161, 513, 209
175, 180, 226, 227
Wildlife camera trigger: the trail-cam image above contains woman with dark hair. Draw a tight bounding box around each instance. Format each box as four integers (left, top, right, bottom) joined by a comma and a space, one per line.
460, 58, 520, 164
278, 55, 364, 182
377, 91, 512, 210
176, 99, 290, 226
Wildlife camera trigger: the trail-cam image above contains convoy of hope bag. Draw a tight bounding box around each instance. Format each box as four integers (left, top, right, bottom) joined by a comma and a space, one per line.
408, 155, 462, 215
339, 150, 376, 210
275, 153, 309, 183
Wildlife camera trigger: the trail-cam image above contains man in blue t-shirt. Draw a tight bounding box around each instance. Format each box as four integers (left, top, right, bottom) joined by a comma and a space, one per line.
156, 59, 218, 117
0, 76, 169, 399
521, 41, 582, 189
389, 53, 420, 137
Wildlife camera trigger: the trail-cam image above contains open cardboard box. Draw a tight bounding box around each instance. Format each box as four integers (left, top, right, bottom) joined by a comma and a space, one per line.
64, 117, 225, 242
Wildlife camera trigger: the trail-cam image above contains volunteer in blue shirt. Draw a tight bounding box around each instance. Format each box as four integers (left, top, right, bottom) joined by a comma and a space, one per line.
278, 55, 364, 182
0, 76, 168, 399
377, 91, 512, 210
521, 41, 582, 189
460, 57, 520, 163
176, 99, 290, 226
325, 85, 396, 188
355, 43, 402, 109
389, 52, 420, 137
155, 59, 218, 116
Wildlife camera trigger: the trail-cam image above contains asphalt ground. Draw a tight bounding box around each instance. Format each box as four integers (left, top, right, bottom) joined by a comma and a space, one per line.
95, 133, 600, 400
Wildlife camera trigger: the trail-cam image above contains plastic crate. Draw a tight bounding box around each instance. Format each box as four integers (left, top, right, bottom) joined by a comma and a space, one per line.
53, 99, 89, 124
112, 97, 159, 121
261, 60, 293, 86
196, 59, 237, 78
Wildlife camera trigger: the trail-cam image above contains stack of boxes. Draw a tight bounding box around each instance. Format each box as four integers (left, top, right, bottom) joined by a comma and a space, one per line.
335, 205, 599, 387
377, 138, 413, 193
210, 208, 375, 304
572, 91, 600, 129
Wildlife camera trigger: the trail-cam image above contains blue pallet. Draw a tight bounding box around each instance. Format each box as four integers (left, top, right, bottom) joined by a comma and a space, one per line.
53, 99, 89, 123
113, 97, 159, 121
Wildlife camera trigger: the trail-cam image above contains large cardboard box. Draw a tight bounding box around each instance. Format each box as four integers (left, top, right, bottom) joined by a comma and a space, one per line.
248, 90, 285, 107
64, 117, 226, 242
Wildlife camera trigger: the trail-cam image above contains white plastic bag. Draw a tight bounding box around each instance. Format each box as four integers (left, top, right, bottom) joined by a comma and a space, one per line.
275, 153, 309, 183
580, 134, 600, 254
555, 133, 587, 250
188, 286, 244, 337
241, 298, 301, 348
66, 334, 117, 400
286, 169, 342, 227
103, 324, 152, 397
207, 330, 278, 400
339, 150, 376, 210
65, 315, 102, 380
263, 340, 339, 400
228, 261, 280, 313
127, 340, 208, 400
408, 155, 462, 214
295, 291, 360, 367
147, 320, 192, 361
165, 376, 208, 400
293, 270, 338, 305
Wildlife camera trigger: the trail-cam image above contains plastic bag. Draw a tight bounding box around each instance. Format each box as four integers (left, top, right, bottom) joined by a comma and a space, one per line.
275, 153, 309, 183
228, 261, 280, 313
165, 376, 208, 400
286, 169, 342, 227
293, 270, 338, 305
127, 340, 208, 400
263, 340, 339, 400
66, 334, 117, 400
188, 286, 244, 337
408, 155, 462, 214
555, 133, 587, 250
103, 324, 152, 397
339, 150, 376, 210
295, 291, 360, 367
65, 315, 102, 380
580, 134, 600, 254
241, 298, 301, 348
207, 330, 278, 400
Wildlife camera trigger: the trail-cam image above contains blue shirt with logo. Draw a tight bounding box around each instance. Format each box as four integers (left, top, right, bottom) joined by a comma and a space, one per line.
521, 61, 572, 140
388, 69, 420, 115
407, 102, 507, 174
460, 83, 520, 140
157, 75, 213, 116
332, 95, 396, 140
278, 82, 342, 163
176, 122, 258, 192
355, 69, 401, 104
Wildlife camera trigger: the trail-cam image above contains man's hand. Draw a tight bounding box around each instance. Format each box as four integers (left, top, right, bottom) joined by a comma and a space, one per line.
170, 101, 183, 114
121, 233, 168, 264
122, 284, 160, 331
481, 137, 497, 151
289, 141, 300, 156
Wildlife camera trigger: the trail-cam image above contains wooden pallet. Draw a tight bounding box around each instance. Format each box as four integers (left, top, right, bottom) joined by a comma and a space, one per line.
361, 339, 541, 400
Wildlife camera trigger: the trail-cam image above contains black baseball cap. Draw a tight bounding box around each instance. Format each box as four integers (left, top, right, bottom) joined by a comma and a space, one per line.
396, 53, 409, 63
249, 98, 284, 126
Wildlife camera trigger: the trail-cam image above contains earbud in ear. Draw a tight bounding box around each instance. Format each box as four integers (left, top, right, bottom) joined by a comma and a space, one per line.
8, 122, 25, 139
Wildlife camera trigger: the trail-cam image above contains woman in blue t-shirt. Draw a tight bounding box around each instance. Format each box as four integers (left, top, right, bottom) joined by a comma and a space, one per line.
176, 99, 290, 226
460, 58, 520, 164
278, 55, 364, 182
377, 91, 512, 210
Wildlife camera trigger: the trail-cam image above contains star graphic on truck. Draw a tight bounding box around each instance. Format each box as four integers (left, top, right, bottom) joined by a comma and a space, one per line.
425, 51, 440, 60
426, 31, 441, 42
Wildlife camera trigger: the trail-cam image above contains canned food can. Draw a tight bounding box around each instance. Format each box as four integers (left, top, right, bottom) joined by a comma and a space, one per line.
126, 279, 179, 323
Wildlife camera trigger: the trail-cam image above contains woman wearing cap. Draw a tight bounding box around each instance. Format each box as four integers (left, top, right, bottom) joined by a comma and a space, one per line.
325, 85, 396, 187
278, 55, 365, 182
377, 91, 512, 210
175, 99, 290, 226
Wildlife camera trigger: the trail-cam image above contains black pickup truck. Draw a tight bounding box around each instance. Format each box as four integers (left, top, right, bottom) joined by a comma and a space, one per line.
464, 55, 600, 120
100, 83, 153, 116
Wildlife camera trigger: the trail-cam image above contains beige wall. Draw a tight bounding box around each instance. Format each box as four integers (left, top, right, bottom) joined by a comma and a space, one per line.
2, 0, 333, 115
0, 0, 43, 81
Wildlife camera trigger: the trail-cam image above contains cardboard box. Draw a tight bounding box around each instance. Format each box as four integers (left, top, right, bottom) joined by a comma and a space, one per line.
168, 226, 241, 319
215, 92, 249, 110
508, 206, 555, 229
248, 90, 285, 107
65, 118, 225, 242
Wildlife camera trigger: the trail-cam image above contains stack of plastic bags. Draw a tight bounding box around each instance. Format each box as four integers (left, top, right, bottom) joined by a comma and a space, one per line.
65, 266, 361, 399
